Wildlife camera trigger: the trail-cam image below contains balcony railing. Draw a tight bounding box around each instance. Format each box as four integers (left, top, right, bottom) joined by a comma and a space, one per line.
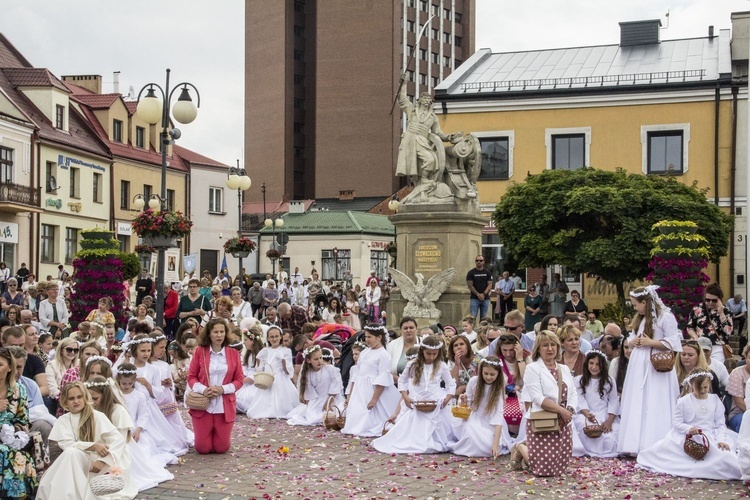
0, 182, 41, 208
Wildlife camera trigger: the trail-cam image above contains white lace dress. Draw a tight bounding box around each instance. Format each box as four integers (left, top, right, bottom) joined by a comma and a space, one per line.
449, 376, 512, 457
243, 346, 298, 418
287, 364, 344, 426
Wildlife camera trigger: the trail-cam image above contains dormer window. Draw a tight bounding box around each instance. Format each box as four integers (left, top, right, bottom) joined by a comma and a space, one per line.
55, 105, 64, 129
113, 119, 123, 142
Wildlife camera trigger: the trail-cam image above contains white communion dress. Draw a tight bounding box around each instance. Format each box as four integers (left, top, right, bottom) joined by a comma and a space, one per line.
121, 389, 177, 466
449, 376, 513, 457
572, 375, 620, 458
736, 382, 750, 481
152, 359, 195, 447
38, 410, 137, 500
617, 311, 682, 454
372, 361, 456, 453
287, 364, 345, 426
341, 346, 401, 437
110, 404, 174, 492
637, 393, 741, 480
235, 355, 258, 414
243, 346, 298, 418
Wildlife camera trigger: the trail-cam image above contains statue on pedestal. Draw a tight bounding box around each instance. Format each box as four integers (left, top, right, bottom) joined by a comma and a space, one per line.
388, 267, 456, 320
395, 74, 481, 212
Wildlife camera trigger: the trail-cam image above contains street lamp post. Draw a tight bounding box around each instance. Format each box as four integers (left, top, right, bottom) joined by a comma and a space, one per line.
226, 160, 252, 284
264, 217, 284, 276
136, 68, 200, 328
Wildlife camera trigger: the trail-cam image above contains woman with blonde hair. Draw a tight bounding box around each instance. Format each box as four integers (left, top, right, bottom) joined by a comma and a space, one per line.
675, 340, 710, 387
521, 329, 577, 476
45, 337, 80, 410
201, 295, 234, 328
558, 325, 586, 377
617, 285, 682, 455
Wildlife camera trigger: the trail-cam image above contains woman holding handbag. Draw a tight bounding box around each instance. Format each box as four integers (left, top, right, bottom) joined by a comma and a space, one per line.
617, 285, 682, 455
187, 318, 244, 455
522, 330, 577, 477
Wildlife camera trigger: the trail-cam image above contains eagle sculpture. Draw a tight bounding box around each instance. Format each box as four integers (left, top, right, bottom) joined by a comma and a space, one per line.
388, 267, 456, 319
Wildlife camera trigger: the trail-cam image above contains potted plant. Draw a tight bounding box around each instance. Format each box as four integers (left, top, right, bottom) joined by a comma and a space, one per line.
652, 220, 698, 236
134, 244, 156, 255
81, 227, 115, 241
224, 237, 257, 259
131, 209, 193, 248
266, 248, 281, 260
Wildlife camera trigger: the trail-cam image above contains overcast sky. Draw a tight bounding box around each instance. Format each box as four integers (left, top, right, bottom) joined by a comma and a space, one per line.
1, 0, 748, 169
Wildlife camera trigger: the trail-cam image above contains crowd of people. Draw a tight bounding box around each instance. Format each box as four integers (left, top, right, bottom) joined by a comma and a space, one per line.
3, 258, 750, 498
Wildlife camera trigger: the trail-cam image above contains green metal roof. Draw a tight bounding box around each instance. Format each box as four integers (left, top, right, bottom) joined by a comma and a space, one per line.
259, 211, 394, 236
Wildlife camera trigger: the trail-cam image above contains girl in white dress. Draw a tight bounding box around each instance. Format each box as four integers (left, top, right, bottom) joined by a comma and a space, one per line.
115, 336, 189, 456
287, 345, 344, 425
449, 356, 510, 458
572, 350, 620, 458
372, 335, 455, 453
342, 324, 401, 437
236, 327, 263, 413
149, 332, 194, 447
86, 376, 174, 492
637, 369, 741, 480
38, 381, 137, 500
344, 341, 368, 400
116, 363, 177, 466
618, 285, 682, 455
243, 326, 298, 418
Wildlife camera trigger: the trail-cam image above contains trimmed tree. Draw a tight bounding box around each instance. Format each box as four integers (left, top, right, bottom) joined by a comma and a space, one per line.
492, 168, 733, 303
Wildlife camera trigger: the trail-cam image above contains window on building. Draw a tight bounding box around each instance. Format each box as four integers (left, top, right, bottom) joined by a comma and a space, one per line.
406, 70, 415, 81
93, 173, 102, 203
294, 74, 304, 85
407, 20, 415, 32
407, 0, 416, 7
65, 228, 78, 264
432, 28, 439, 39
41, 224, 55, 263
551, 134, 586, 170
120, 180, 130, 209
167, 189, 175, 212
294, 0, 304, 12
46, 162, 56, 193
419, 48, 427, 60
294, 147, 304, 158
294, 50, 304, 61
432, 4, 439, 15
294, 122, 304, 133
481, 234, 527, 286
322, 249, 351, 280
455, 59, 462, 66
443, 32, 450, 43
143, 184, 152, 202
69, 167, 80, 198
209, 187, 223, 213
55, 105, 64, 129
647, 131, 684, 174
117, 235, 129, 253
294, 25, 305, 36
478, 137, 510, 180
113, 119, 123, 142
443, 55, 451, 66
0, 147, 12, 184
136, 126, 145, 148
443, 8, 452, 20
455, 36, 462, 47
431, 76, 439, 87
419, 73, 427, 85
371, 250, 389, 279
294, 98, 304, 110
419, 0, 427, 11
431, 53, 439, 64
455, 12, 462, 23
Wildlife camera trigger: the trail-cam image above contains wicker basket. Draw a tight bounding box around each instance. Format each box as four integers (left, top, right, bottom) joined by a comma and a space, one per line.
650, 348, 675, 373
185, 391, 210, 410
413, 400, 438, 412
684, 432, 709, 460
451, 404, 471, 420
91, 473, 125, 496
583, 417, 604, 439
323, 396, 346, 431
159, 402, 179, 416
253, 371, 275, 390
382, 420, 394, 435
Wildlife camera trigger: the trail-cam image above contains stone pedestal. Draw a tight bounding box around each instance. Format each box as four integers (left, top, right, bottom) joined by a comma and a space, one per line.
386, 207, 486, 330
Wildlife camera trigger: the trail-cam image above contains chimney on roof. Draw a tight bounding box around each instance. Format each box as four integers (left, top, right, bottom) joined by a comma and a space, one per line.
61, 75, 102, 94
338, 190, 355, 201
708, 26, 715, 39
619, 20, 662, 47
289, 201, 305, 214
113, 71, 120, 94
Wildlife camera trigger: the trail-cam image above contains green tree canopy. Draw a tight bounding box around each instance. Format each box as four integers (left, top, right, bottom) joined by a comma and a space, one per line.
492, 168, 733, 299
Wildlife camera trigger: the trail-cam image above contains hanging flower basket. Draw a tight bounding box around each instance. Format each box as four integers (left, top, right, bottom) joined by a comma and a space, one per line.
266, 248, 281, 260
224, 237, 256, 258
134, 244, 156, 255
131, 209, 193, 243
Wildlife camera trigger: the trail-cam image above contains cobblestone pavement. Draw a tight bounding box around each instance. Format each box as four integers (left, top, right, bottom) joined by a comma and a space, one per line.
139, 410, 748, 499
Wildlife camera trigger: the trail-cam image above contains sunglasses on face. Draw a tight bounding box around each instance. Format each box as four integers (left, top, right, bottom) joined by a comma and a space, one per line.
64, 347, 80, 354
705, 298, 718, 304
504, 325, 521, 331
499, 335, 518, 342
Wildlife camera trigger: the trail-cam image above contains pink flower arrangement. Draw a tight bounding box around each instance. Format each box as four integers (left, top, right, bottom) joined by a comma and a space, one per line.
223, 237, 257, 253
131, 209, 193, 238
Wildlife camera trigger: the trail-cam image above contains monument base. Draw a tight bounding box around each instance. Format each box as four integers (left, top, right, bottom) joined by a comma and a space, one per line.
386, 209, 486, 330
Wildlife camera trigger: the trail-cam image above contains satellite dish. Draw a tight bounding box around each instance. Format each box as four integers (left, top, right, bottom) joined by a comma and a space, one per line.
47, 176, 59, 193
127, 85, 136, 100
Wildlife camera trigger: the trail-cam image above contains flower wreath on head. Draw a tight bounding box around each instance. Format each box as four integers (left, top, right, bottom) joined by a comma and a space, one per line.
682, 370, 714, 387
84, 378, 116, 389
364, 324, 389, 346
353, 341, 368, 351
321, 348, 334, 361
418, 338, 444, 350
86, 355, 113, 367
151, 334, 167, 343
482, 357, 504, 368
117, 369, 137, 375
629, 284, 670, 318
303, 344, 321, 357
586, 349, 606, 359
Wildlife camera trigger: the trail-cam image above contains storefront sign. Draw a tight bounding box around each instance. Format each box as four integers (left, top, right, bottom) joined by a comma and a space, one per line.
414, 241, 443, 273
57, 154, 105, 172
0, 221, 18, 244
370, 241, 391, 249
117, 222, 132, 236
